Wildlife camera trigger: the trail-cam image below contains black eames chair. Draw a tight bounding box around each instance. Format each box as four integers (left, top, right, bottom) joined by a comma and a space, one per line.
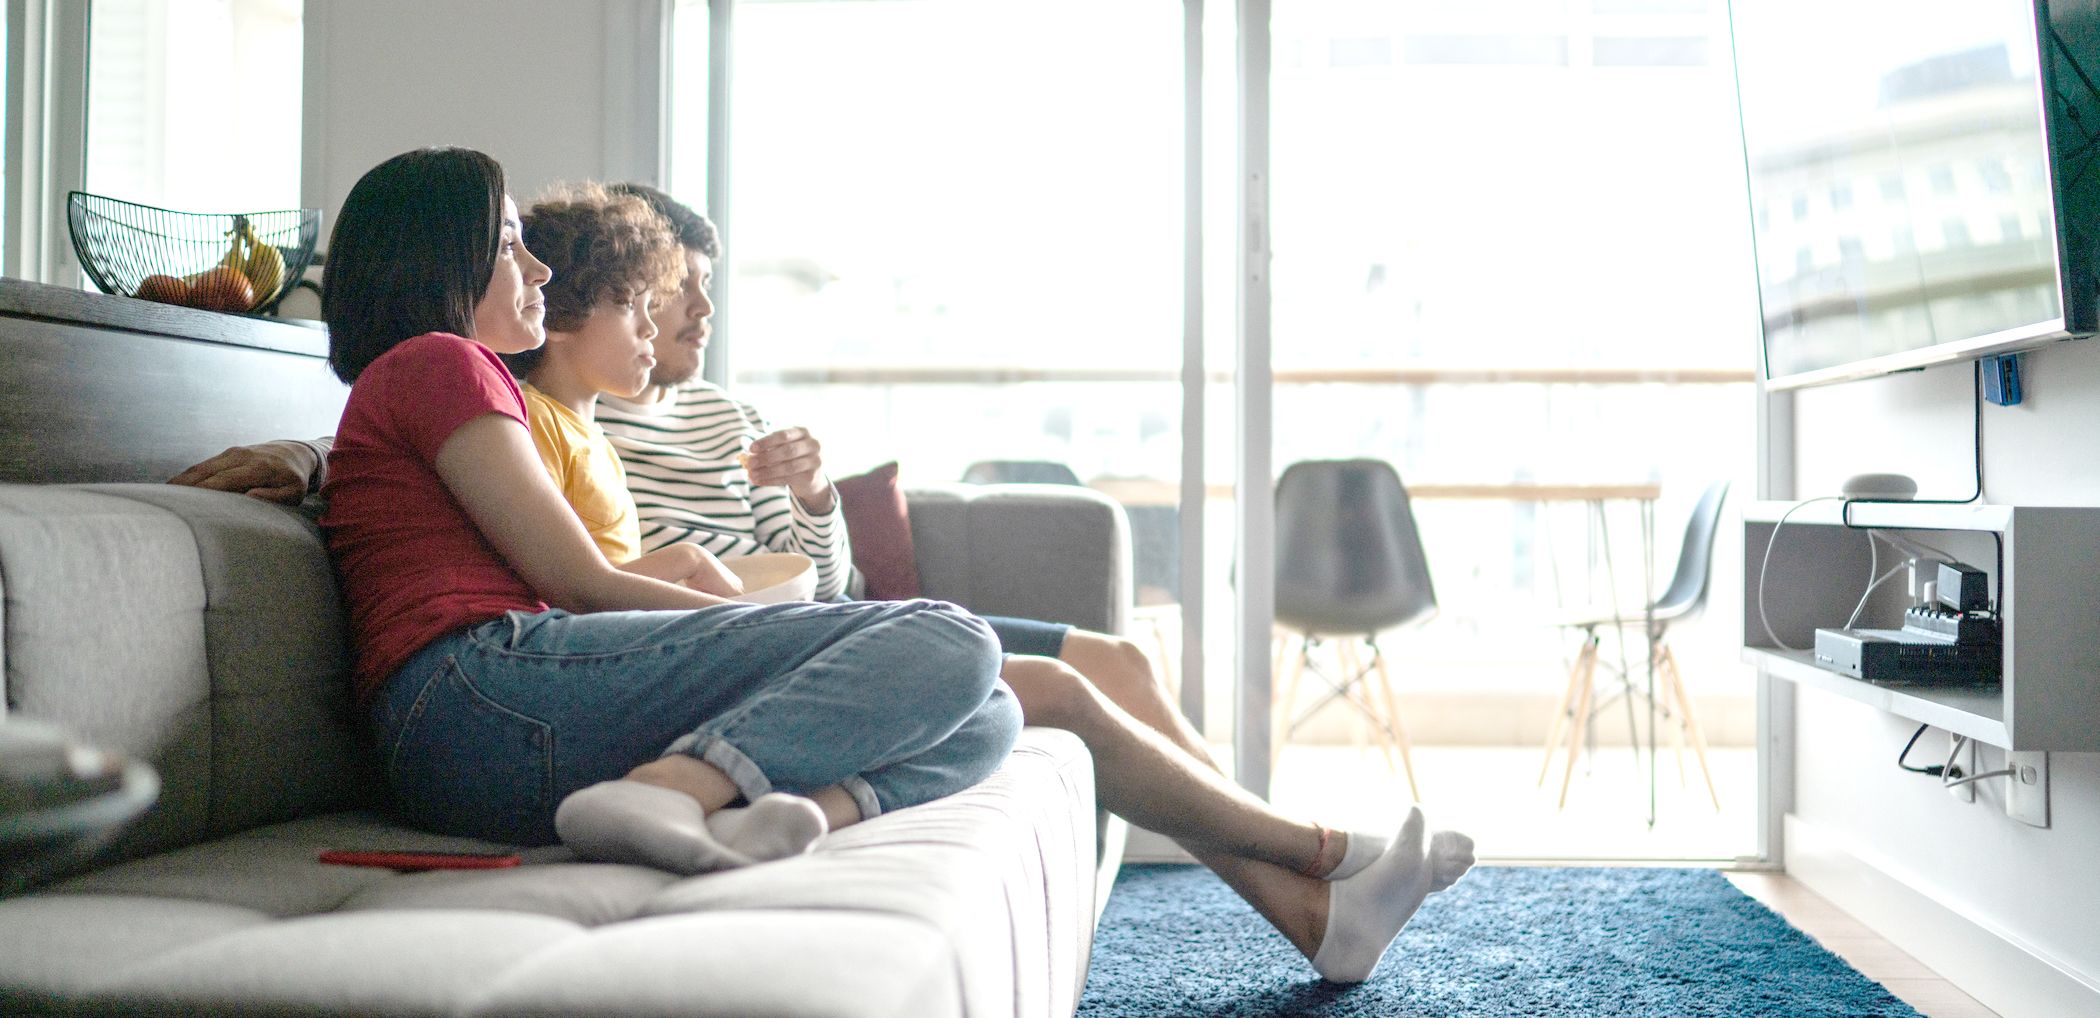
1539, 479, 1729, 810
1272, 459, 1435, 800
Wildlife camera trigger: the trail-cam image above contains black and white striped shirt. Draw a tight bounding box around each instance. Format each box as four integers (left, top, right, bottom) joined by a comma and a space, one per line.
597, 383, 852, 600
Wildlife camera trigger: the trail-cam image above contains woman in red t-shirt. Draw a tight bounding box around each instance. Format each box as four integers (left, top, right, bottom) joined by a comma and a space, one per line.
319, 147, 1021, 873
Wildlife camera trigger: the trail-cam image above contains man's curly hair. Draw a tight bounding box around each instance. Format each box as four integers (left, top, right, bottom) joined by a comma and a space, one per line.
506, 182, 684, 375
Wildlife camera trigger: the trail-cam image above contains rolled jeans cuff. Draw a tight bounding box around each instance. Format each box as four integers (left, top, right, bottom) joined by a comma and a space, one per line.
841, 775, 882, 820
668, 727, 880, 818
666, 732, 774, 805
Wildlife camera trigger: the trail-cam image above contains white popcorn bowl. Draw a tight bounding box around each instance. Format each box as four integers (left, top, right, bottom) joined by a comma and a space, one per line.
726, 552, 818, 604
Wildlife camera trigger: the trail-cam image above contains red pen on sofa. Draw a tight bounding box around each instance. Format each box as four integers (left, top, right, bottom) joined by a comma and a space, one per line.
318, 849, 522, 871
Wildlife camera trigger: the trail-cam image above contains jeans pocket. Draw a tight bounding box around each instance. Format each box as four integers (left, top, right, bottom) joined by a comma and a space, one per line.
383, 657, 557, 844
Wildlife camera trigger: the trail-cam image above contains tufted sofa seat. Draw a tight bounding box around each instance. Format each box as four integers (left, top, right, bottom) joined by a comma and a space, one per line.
0, 482, 1131, 1018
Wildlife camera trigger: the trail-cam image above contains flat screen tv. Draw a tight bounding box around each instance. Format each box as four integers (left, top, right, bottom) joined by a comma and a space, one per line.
1730, 0, 2100, 389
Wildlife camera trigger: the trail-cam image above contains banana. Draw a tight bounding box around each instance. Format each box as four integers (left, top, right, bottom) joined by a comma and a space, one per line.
239, 222, 285, 305
219, 219, 285, 310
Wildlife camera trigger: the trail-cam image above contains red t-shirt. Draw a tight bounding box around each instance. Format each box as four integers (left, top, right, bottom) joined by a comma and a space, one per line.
321, 333, 547, 705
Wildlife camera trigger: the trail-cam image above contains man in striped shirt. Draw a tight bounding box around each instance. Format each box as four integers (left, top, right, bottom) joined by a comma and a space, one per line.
591, 188, 849, 598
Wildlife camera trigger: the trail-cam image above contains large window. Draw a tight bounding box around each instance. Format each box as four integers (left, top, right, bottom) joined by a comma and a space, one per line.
1266, 2, 1758, 682
85, 0, 301, 213
674, 0, 1761, 859
1260, 0, 1758, 857
696, 0, 1185, 479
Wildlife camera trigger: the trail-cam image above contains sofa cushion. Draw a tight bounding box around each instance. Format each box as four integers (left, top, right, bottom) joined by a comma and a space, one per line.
0, 487, 215, 860
0, 727, 1098, 1018
836, 461, 922, 600
0, 485, 369, 869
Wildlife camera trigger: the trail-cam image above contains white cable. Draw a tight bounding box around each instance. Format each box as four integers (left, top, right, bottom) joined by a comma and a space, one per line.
1943, 767, 2019, 790
1902, 728, 2018, 790
1757, 496, 1850, 652
1844, 559, 1915, 628
1867, 530, 1958, 607
1868, 529, 1955, 565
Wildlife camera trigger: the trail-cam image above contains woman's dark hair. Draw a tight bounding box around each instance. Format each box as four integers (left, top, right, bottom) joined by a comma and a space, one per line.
323, 147, 507, 383
605, 182, 720, 259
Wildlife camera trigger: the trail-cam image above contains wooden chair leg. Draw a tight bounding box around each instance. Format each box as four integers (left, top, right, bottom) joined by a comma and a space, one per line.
1272, 634, 1310, 771
1539, 634, 1595, 787
1658, 641, 1686, 787
1558, 644, 1599, 810
1664, 644, 1721, 810
1369, 643, 1422, 802
1334, 640, 1392, 773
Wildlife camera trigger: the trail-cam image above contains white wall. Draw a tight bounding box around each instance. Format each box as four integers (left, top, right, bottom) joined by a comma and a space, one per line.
301, 0, 662, 228
1786, 336, 2100, 1012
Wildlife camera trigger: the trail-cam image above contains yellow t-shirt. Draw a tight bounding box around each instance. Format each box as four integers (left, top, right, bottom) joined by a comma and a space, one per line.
521, 384, 641, 564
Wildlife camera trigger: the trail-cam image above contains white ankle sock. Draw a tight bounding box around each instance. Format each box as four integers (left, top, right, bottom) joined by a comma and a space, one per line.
706, 793, 827, 862
554, 780, 754, 874
1327, 830, 1388, 881
1426, 829, 1476, 894
1309, 807, 1477, 983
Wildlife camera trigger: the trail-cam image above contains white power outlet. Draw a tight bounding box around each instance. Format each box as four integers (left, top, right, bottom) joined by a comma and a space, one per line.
2007, 751, 2050, 828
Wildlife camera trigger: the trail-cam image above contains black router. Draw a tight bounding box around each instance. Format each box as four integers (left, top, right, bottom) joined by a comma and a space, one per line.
1813, 561, 2001, 686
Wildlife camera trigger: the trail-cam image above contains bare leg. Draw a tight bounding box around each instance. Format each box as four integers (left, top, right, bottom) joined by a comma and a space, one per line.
1058, 633, 1369, 944
1011, 646, 1474, 977
1004, 656, 1340, 956
627, 754, 742, 810
1059, 633, 1386, 862
809, 786, 865, 831
1056, 631, 1221, 772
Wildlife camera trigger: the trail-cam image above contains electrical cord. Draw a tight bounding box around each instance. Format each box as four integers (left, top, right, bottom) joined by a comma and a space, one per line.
1897, 723, 1943, 775
1842, 359, 1984, 529
1931, 734, 2015, 789
1843, 530, 1962, 627
1944, 766, 2021, 790
1899, 726, 2019, 792
1932, 732, 2019, 790
1844, 559, 1915, 628
1756, 496, 1850, 651
1838, 360, 2004, 617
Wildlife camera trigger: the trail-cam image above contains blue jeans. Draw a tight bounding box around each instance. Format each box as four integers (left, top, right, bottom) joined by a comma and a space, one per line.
370, 598, 1021, 845
981, 615, 1071, 658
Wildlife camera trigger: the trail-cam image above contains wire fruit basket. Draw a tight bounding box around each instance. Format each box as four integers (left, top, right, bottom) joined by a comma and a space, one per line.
67, 191, 321, 315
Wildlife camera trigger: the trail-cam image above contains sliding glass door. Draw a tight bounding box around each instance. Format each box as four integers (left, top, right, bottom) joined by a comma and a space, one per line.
1260, 0, 1760, 858
670, 0, 1764, 859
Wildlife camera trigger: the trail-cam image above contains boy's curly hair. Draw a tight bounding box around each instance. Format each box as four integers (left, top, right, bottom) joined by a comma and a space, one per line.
507, 182, 684, 374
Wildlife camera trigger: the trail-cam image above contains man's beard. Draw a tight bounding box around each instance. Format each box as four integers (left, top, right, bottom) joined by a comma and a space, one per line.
649, 359, 703, 389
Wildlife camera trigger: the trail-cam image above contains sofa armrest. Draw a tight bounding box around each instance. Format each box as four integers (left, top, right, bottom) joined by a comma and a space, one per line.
903, 483, 1131, 636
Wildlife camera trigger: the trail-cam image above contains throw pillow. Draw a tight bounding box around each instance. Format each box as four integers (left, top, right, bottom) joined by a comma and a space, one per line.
833, 461, 921, 600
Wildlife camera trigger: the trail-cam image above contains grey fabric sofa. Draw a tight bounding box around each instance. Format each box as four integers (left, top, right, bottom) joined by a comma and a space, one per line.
0, 480, 1131, 1018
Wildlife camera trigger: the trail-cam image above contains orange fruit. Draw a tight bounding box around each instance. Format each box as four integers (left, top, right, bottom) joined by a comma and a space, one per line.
185, 266, 257, 312
136, 274, 190, 305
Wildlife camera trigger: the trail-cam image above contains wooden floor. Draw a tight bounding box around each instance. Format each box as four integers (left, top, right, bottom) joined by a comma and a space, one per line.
1724, 872, 1999, 1018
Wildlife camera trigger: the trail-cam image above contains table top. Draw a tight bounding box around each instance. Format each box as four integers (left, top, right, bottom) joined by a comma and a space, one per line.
1086, 478, 1663, 507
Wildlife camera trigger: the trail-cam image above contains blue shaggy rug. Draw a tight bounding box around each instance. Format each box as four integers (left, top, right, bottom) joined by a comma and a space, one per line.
1078, 865, 1923, 1017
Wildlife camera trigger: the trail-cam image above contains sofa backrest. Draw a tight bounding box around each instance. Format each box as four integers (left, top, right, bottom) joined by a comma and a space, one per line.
0, 483, 374, 863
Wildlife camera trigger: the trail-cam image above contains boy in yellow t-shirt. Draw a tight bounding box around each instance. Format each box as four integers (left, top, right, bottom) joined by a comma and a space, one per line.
506, 182, 742, 596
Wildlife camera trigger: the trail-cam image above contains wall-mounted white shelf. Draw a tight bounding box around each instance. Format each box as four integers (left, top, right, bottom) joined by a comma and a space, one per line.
1743, 500, 2100, 751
